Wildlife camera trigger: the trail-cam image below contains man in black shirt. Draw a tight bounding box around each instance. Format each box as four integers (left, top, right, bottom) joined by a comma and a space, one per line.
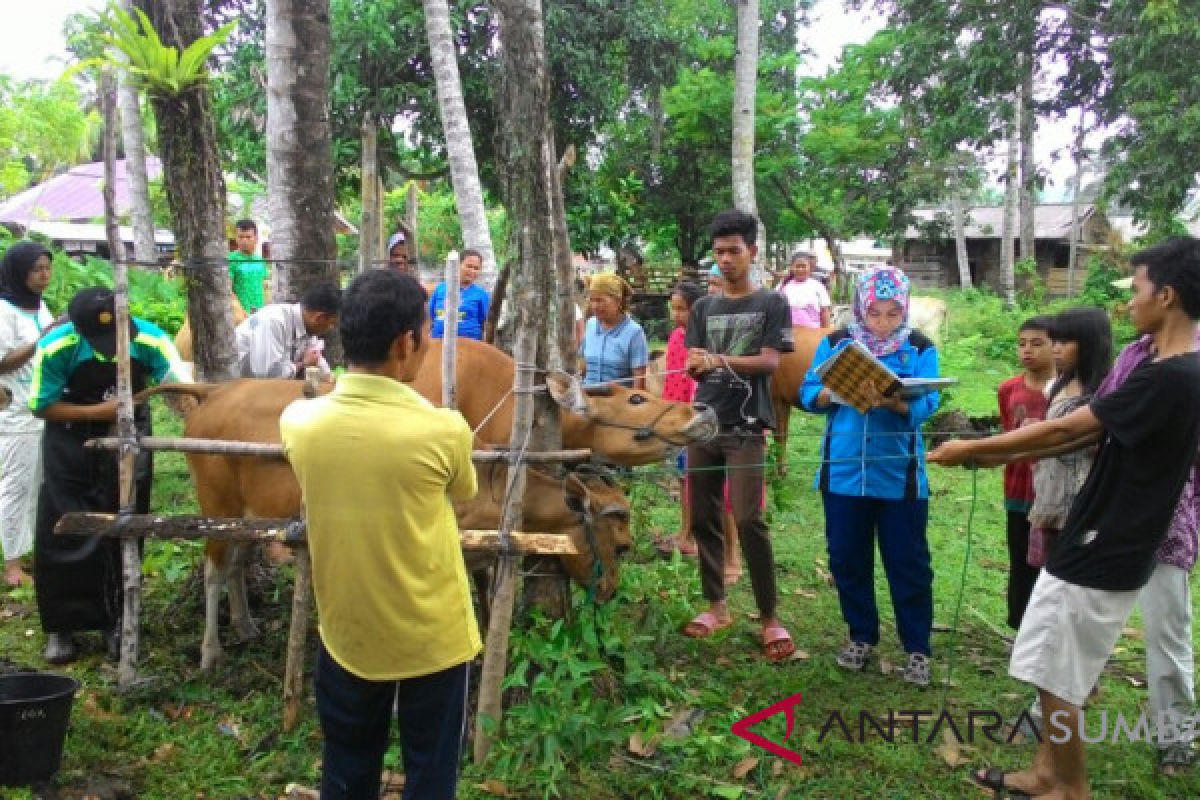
930, 237, 1200, 799
681, 209, 796, 662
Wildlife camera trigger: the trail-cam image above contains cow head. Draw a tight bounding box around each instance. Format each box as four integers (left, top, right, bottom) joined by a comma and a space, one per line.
560, 470, 631, 603
546, 371, 718, 466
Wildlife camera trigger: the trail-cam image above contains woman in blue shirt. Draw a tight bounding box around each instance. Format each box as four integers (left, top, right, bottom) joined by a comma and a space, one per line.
429, 249, 490, 340
579, 273, 648, 390
800, 267, 940, 687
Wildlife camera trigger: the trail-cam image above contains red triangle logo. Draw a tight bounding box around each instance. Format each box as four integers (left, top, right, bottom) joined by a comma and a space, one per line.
730, 692, 804, 766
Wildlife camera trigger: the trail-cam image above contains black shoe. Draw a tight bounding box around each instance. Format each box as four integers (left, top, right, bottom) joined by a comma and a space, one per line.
104, 627, 121, 662
43, 633, 77, 664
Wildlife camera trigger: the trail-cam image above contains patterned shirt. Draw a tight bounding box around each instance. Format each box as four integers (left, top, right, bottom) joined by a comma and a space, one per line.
228, 251, 268, 313
1095, 333, 1200, 571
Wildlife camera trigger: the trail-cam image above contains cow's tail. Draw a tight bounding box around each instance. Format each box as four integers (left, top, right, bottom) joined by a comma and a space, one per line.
134, 382, 220, 417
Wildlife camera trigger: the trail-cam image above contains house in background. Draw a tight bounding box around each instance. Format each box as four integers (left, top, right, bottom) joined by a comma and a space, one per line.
0, 158, 175, 261
898, 203, 1200, 296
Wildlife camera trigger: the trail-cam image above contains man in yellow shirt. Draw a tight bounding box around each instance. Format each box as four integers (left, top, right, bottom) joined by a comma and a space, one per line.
280, 269, 479, 800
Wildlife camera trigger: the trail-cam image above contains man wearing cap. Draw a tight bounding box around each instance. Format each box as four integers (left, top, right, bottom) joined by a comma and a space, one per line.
29, 287, 188, 664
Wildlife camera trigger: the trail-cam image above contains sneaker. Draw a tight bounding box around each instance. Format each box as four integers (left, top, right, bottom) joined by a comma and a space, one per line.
836, 641, 872, 671
43, 633, 77, 665
903, 652, 931, 687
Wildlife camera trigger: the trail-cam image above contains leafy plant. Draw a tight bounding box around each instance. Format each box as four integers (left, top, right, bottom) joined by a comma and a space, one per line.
99, 4, 235, 96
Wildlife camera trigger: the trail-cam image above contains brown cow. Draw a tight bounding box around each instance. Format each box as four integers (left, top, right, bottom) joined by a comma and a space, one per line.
459, 465, 631, 608
141, 342, 713, 668
770, 326, 833, 477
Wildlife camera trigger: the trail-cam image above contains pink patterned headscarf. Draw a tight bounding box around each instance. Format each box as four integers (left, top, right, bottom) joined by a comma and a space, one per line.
849, 267, 912, 356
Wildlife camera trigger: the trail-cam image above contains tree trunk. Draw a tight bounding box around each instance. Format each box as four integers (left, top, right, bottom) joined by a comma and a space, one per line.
951, 180, 972, 289
493, 0, 566, 619
137, 0, 236, 381
266, 0, 339, 306
1067, 110, 1087, 297
732, 0, 762, 285
101, 70, 123, 265
117, 0, 157, 266
406, 182, 419, 269
1000, 89, 1020, 308
1018, 50, 1036, 266
550, 144, 576, 370
359, 114, 378, 273
422, 0, 498, 284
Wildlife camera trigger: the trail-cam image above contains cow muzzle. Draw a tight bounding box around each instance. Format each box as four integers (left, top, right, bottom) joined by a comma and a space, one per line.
683, 404, 719, 442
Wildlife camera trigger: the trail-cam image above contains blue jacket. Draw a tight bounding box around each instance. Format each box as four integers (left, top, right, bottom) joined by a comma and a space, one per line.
799, 329, 940, 500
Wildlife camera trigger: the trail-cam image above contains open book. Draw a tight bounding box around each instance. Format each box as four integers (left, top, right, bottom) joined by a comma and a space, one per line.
813, 339, 956, 413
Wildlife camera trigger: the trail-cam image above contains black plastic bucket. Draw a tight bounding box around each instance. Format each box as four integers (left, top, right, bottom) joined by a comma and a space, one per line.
0, 672, 80, 786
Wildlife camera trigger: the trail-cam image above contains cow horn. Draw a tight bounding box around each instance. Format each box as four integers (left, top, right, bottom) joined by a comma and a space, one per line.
546, 370, 589, 416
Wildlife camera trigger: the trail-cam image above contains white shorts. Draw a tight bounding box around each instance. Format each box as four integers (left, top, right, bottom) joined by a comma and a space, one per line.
1009, 571, 1140, 707
0, 432, 41, 561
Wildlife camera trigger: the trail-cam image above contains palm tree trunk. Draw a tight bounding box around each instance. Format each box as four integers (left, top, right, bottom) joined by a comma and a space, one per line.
1018, 49, 1036, 267
118, 0, 156, 266
1000, 81, 1020, 308
266, 0, 339, 306
359, 114, 378, 273
1067, 109, 1087, 297
732, 0, 762, 283
101, 70, 123, 264
951, 181, 972, 289
423, 0, 498, 283
137, 0, 236, 381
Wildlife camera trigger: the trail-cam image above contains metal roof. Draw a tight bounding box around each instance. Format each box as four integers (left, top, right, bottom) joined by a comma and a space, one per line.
0, 158, 163, 224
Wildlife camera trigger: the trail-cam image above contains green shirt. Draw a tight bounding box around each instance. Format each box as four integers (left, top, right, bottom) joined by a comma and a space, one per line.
229, 251, 268, 312
29, 318, 187, 413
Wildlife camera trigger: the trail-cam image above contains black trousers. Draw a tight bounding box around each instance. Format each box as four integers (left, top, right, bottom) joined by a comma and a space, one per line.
1005, 510, 1039, 630
315, 641, 470, 800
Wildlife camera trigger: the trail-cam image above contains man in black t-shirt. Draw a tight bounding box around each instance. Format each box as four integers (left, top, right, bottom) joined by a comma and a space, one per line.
680, 209, 796, 662
930, 237, 1200, 799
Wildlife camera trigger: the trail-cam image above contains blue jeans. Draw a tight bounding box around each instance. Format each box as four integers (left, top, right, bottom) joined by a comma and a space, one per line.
315, 641, 470, 800
822, 491, 933, 655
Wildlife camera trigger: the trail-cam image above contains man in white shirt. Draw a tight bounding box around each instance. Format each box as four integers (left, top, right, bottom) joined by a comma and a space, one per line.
235, 283, 340, 380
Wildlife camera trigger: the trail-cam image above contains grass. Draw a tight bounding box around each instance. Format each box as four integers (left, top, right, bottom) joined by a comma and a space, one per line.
2, 290, 1196, 799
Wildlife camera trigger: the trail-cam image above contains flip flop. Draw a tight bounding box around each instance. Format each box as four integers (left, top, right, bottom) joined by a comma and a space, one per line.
682, 610, 732, 638
761, 625, 795, 662
971, 767, 1032, 799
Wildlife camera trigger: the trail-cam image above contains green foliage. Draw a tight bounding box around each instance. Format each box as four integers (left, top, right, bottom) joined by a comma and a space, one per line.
0, 78, 99, 198
1014, 255, 1044, 310
20, 244, 188, 334
102, 4, 236, 96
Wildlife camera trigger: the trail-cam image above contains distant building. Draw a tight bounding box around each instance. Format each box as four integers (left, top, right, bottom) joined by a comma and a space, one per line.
896, 203, 1190, 296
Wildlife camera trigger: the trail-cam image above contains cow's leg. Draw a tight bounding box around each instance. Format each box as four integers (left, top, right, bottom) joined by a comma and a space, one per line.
201, 549, 227, 670
772, 395, 790, 478
226, 543, 259, 643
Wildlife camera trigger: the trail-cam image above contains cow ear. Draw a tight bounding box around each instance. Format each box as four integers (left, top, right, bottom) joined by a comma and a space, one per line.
563, 472, 588, 514
547, 370, 590, 416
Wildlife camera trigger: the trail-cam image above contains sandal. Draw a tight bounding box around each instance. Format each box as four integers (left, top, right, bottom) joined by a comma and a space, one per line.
762, 625, 795, 662
971, 767, 1032, 799
1159, 742, 1196, 776
655, 535, 698, 558
682, 610, 732, 638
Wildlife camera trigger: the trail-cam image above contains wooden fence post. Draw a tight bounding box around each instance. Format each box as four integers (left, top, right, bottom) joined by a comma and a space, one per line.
442, 252, 460, 408
474, 304, 536, 764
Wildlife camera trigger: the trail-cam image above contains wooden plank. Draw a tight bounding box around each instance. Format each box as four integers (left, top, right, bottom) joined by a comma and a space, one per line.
83, 436, 592, 464
52, 512, 579, 555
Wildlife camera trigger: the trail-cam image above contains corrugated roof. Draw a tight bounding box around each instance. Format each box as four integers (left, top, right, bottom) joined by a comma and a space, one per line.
25, 220, 174, 246
907, 203, 1096, 240
0, 158, 163, 224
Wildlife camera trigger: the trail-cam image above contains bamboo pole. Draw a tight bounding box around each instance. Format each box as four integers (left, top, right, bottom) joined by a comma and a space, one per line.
282, 367, 320, 732
82, 436, 590, 463
442, 252, 460, 408
110, 150, 142, 690
52, 513, 578, 554
474, 297, 536, 764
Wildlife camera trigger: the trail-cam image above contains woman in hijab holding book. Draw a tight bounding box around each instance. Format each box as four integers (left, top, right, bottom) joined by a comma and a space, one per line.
799, 266, 941, 687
